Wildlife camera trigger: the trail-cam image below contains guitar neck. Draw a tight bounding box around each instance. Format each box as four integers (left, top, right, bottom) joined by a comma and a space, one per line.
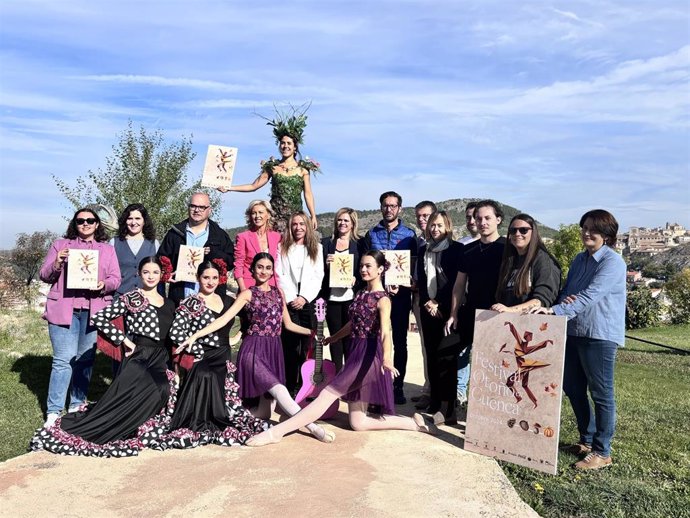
315, 320, 324, 371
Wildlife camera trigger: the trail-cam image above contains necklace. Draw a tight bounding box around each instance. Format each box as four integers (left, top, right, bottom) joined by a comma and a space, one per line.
479, 241, 495, 253
279, 163, 300, 174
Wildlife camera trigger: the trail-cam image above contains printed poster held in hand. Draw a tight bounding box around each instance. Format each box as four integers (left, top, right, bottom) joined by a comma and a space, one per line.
464, 310, 567, 475
201, 145, 237, 189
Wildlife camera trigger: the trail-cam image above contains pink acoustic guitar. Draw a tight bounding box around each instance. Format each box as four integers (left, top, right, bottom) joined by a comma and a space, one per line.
294, 298, 339, 419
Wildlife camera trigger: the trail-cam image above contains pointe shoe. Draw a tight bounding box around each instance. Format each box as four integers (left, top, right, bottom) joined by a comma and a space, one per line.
413, 413, 438, 435
246, 428, 280, 447
311, 426, 336, 444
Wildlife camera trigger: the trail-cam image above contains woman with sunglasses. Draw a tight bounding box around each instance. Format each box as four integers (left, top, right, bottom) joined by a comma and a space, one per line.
31, 257, 178, 457
491, 214, 561, 314
37, 208, 121, 428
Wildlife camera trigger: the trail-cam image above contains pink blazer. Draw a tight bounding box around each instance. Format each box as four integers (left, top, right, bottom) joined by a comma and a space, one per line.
233, 229, 281, 288
39, 238, 121, 326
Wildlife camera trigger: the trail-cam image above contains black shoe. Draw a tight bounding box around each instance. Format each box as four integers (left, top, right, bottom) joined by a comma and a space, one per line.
414, 394, 431, 409
394, 390, 407, 405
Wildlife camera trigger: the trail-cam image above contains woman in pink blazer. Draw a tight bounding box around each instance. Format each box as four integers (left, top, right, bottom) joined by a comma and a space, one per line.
39, 207, 121, 427
233, 200, 281, 291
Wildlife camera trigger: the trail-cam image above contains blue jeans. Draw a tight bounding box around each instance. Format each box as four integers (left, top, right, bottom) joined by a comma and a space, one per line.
46, 309, 97, 414
562, 335, 617, 457
456, 345, 471, 399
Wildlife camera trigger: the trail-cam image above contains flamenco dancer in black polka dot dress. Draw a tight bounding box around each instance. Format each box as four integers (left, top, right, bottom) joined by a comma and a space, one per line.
30, 257, 178, 457
160, 260, 268, 448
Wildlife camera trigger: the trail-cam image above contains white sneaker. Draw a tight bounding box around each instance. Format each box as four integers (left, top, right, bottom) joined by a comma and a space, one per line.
43, 413, 59, 428
67, 404, 82, 413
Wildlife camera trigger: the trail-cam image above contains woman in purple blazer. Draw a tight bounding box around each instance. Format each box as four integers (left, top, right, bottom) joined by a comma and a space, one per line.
233, 200, 281, 291
39, 207, 121, 427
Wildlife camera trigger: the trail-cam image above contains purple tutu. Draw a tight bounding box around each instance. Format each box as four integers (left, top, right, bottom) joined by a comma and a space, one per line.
330, 335, 394, 415
327, 289, 394, 415
235, 286, 287, 399
236, 335, 286, 398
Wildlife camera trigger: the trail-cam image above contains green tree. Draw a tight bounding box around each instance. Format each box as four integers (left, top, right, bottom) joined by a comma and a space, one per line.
664, 268, 690, 324
53, 121, 219, 239
11, 231, 58, 285
626, 285, 661, 329
546, 223, 582, 280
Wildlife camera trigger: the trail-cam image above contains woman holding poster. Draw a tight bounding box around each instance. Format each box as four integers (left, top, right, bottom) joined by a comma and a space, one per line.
491, 214, 561, 313
38, 208, 120, 428
532, 209, 626, 470
31, 257, 176, 457
319, 207, 364, 371
219, 104, 321, 233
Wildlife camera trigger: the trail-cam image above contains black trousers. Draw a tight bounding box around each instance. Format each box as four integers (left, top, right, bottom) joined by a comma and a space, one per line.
281, 303, 316, 394
325, 299, 353, 372
391, 287, 412, 392
420, 310, 460, 411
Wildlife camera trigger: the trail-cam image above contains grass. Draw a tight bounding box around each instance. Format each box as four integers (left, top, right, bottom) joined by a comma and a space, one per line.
502, 324, 690, 518
2, 312, 689, 517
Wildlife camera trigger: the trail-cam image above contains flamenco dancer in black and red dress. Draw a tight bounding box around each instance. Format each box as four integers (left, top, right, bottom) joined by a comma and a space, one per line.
246, 251, 437, 447
160, 259, 268, 448
30, 257, 178, 457
180, 252, 333, 443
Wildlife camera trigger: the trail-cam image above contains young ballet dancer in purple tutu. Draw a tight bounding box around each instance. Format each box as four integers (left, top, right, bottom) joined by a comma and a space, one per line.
179, 252, 333, 443
247, 250, 436, 447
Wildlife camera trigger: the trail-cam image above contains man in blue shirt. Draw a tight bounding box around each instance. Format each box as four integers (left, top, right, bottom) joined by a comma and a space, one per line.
364, 191, 417, 404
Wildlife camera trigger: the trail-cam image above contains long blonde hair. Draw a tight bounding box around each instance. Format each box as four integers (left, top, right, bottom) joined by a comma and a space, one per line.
331, 207, 362, 241
281, 211, 320, 261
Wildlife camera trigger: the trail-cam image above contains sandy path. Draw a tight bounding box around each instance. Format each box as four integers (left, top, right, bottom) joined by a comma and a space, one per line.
0, 332, 538, 518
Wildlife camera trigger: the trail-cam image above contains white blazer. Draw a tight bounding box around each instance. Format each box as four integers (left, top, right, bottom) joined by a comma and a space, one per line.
276, 243, 324, 303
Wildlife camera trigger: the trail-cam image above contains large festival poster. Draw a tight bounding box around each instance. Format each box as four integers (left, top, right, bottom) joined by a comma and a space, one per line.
66, 249, 99, 290
201, 145, 237, 189
329, 253, 354, 288
176, 245, 205, 283
464, 310, 567, 475
383, 250, 411, 287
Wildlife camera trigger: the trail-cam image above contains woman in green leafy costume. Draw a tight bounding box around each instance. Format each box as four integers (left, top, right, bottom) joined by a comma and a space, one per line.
222, 104, 321, 233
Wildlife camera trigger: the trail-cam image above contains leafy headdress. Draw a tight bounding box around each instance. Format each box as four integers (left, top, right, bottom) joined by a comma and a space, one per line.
258, 102, 322, 175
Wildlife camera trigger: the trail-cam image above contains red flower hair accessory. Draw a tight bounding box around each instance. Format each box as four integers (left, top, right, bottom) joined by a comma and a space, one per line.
212, 258, 228, 284
159, 256, 174, 283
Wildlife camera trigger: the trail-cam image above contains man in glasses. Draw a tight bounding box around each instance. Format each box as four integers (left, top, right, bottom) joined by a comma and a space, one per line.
158, 192, 234, 305
445, 199, 506, 407
363, 191, 417, 405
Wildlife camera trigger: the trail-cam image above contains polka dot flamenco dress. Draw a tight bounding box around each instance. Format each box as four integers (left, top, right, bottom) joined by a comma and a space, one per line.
30, 291, 178, 457
160, 294, 268, 448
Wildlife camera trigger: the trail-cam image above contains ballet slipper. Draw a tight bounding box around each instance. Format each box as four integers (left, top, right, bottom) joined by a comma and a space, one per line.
310, 425, 336, 444
246, 428, 281, 447
413, 413, 438, 435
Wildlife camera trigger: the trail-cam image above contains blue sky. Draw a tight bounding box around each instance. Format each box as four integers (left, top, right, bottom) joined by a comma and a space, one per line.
1, 1, 688, 248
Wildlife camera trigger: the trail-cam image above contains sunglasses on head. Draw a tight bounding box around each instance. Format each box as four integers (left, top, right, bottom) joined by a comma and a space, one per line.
508, 227, 531, 235
76, 218, 97, 225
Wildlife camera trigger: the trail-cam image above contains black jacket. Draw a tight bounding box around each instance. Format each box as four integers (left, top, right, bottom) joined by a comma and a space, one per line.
157, 219, 234, 305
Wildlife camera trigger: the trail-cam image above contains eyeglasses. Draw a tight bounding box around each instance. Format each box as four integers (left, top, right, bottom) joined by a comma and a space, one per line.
75, 218, 97, 225
188, 204, 210, 211
381, 204, 399, 210
508, 227, 532, 235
